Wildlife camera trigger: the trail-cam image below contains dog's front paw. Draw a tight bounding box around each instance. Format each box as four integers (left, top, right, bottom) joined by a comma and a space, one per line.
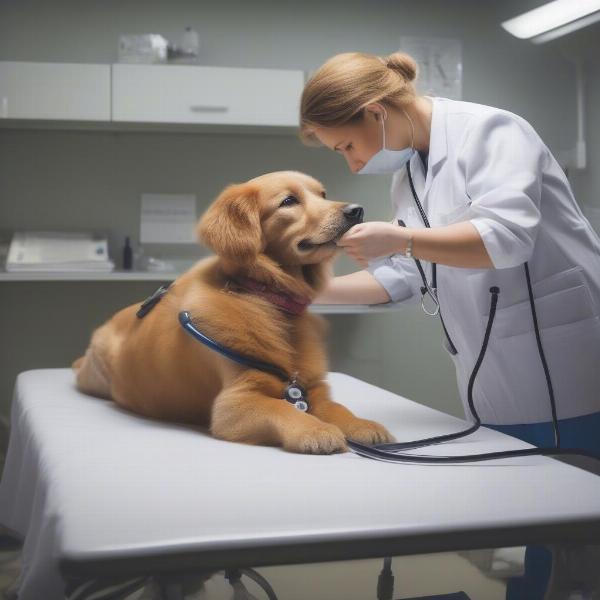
343, 418, 396, 445
282, 422, 348, 455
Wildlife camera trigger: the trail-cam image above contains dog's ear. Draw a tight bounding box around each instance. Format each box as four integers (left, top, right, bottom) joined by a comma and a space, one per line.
197, 183, 263, 263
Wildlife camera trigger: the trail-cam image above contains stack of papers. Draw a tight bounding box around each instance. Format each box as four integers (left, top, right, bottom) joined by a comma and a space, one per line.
5, 231, 115, 272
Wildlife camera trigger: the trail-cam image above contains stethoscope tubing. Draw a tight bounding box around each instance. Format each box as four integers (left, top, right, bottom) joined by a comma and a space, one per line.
347, 160, 596, 464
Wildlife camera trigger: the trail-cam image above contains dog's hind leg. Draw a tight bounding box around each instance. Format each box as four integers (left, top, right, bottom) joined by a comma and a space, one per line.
73, 344, 113, 400
71, 356, 85, 369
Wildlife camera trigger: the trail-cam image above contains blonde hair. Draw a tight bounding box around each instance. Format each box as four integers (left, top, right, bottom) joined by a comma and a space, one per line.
299, 51, 418, 146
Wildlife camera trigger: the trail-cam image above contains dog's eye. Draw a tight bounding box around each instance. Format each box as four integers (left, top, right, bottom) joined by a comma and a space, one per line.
279, 195, 299, 208
321, 191, 327, 199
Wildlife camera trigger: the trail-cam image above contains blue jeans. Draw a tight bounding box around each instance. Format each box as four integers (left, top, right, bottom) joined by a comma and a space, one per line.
484, 411, 600, 600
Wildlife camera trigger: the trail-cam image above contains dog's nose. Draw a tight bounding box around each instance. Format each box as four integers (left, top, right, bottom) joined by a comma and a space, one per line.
342, 203, 364, 224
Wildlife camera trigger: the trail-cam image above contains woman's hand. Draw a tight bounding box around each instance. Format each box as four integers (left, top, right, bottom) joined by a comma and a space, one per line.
337, 220, 494, 269
336, 221, 408, 267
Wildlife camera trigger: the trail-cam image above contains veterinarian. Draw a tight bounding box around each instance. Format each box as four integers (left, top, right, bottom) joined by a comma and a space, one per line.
301, 51, 600, 600
301, 51, 600, 458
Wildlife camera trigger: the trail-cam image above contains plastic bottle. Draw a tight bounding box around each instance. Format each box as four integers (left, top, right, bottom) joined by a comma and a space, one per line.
123, 236, 133, 270
180, 26, 200, 59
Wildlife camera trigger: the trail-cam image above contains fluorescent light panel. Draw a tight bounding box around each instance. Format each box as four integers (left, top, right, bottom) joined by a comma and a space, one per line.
502, 0, 600, 43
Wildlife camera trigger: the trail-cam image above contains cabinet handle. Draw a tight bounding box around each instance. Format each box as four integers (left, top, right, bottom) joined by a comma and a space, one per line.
0, 97, 7, 118
189, 105, 229, 113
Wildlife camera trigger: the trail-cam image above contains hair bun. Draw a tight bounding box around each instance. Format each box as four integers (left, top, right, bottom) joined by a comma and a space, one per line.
384, 52, 418, 83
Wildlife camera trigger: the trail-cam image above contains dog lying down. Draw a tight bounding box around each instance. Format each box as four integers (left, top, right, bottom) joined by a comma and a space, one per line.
72, 171, 395, 454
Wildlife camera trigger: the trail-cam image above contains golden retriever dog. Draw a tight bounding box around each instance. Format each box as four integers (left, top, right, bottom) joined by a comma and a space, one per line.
72, 171, 395, 454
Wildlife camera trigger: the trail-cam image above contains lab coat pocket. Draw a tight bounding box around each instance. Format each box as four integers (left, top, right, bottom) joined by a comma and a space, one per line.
489, 315, 600, 419
473, 265, 597, 340
490, 283, 596, 340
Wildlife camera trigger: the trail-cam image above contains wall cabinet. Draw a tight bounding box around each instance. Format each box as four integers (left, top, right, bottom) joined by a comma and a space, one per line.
0, 61, 304, 129
0, 61, 111, 121
112, 64, 303, 127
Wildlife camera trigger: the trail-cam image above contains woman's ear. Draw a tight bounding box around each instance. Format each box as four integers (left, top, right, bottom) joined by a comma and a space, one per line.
197, 183, 263, 263
364, 102, 386, 120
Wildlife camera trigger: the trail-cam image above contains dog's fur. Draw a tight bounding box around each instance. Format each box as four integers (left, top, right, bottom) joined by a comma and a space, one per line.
72, 171, 395, 454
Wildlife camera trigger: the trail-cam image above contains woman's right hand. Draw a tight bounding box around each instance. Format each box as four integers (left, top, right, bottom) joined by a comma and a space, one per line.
312, 270, 392, 305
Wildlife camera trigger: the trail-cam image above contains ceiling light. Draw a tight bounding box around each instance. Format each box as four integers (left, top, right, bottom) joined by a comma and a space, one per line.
501, 0, 600, 44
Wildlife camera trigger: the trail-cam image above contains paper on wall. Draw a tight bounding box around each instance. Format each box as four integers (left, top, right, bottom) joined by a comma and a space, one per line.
140, 193, 197, 244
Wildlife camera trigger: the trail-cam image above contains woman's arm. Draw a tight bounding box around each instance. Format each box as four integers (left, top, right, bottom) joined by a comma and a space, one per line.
313, 269, 392, 304
337, 220, 494, 269
408, 221, 493, 269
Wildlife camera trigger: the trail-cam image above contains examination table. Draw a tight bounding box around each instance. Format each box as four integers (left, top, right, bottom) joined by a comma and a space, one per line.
1, 368, 600, 599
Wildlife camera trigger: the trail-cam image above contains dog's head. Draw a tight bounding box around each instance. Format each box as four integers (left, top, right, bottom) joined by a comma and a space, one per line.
197, 171, 363, 267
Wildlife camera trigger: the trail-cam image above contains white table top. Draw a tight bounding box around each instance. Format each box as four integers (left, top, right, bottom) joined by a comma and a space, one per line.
2, 369, 600, 595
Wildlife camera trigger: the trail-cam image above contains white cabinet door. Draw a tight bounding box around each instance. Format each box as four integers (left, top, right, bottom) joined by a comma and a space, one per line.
112, 64, 304, 126
0, 62, 110, 121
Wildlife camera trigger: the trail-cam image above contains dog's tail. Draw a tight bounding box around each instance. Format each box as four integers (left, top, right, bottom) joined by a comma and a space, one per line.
71, 356, 85, 370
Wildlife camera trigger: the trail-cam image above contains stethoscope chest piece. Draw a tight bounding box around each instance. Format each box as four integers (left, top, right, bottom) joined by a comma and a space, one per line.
420, 286, 440, 316
283, 381, 309, 412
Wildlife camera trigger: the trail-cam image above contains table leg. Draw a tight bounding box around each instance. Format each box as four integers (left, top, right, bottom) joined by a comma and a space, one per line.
157, 578, 186, 600
544, 543, 600, 599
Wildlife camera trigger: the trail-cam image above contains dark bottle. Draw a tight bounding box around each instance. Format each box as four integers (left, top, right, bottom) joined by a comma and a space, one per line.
123, 236, 133, 270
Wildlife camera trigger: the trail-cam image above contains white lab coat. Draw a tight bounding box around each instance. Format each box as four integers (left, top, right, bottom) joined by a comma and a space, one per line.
367, 96, 600, 425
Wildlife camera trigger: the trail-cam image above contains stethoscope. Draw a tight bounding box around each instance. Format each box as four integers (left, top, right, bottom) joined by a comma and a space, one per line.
178, 310, 310, 412
345, 159, 600, 464
137, 171, 599, 464
400, 162, 458, 353
403, 164, 440, 317
137, 284, 310, 413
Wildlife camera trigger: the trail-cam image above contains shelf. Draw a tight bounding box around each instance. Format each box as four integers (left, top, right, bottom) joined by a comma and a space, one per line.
0, 269, 178, 281
310, 303, 402, 314
0, 119, 300, 136
0, 269, 402, 313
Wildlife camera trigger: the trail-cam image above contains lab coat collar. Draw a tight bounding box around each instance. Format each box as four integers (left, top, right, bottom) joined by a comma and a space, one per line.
426, 96, 448, 170
421, 96, 448, 197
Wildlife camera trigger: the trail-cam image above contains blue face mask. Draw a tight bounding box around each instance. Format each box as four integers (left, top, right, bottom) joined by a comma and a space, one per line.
357, 110, 415, 175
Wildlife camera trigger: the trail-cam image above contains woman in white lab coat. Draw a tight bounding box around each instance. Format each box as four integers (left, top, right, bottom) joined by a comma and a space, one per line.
301, 51, 600, 458
301, 51, 600, 599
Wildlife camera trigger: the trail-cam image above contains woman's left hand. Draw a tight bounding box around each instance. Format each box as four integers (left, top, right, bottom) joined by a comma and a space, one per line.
336, 221, 408, 267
